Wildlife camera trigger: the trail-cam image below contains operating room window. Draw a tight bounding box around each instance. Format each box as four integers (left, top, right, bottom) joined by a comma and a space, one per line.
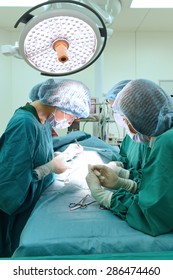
159, 80, 173, 97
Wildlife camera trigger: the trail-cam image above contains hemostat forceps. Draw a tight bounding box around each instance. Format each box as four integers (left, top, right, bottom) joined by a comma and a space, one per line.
69, 194, 96, 211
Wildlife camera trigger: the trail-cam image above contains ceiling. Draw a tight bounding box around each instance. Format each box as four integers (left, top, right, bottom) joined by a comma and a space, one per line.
0, 0, 173, 32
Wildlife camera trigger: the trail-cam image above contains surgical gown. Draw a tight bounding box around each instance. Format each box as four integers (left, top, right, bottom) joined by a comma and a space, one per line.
0, 105, 54, 257
110, 127, 173, 236
119, 135, 148, 185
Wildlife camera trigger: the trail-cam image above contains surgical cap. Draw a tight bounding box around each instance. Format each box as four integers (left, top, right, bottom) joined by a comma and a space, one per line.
112, 79, 173, 136
106, 80, 131, 100
29, 78, 91, 118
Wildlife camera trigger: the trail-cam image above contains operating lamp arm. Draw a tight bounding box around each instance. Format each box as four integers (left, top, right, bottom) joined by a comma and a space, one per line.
83, 0, 121, 26
1, 42, 22, 59
42, 0, 117, 31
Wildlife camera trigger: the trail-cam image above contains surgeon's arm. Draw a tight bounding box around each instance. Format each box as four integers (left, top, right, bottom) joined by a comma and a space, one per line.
0, 120, 41, 214
86, 165, 113, 209
92, 164, 137, 193
34, 154, 68, 180
104, 161, 129, 178
110, 135, 173, 236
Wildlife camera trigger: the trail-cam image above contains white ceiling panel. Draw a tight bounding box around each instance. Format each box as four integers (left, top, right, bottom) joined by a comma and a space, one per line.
0, 0, 173, 32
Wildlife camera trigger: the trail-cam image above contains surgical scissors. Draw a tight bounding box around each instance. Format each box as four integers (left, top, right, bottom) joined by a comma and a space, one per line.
69, 194, 96, 211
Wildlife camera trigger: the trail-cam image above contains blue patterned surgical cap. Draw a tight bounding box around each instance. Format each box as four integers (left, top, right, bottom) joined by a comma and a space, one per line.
106, 80, 131, 100
29, 78, 91, 118
112, 79, 173, 136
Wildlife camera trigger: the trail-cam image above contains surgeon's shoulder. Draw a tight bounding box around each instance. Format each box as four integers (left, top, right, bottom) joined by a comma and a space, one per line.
155, 127, 173, 148
13, 108, 39, 125
5, 109, 41, 137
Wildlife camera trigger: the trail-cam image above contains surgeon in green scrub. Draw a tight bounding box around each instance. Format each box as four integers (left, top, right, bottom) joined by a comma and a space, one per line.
106, 80, 149, 187
0, 78, 91, 257
86, 79, 173, 236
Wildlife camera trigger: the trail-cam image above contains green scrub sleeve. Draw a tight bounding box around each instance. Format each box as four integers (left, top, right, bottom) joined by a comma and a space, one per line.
110, 129, 173, 236
119, 135, 148, 184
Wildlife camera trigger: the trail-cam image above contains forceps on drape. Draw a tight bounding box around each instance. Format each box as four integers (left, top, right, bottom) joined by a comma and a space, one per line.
69, 194, 96, 211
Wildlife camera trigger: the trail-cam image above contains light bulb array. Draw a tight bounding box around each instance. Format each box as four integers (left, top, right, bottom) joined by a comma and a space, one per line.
21, 15, 97, 74
15, 0, 107, 76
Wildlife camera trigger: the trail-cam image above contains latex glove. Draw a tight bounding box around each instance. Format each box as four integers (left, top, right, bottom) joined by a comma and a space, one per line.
54, 151, 62, 157
112, 161, 124, 168
105, 161, 129, 179
62, 143, 83, 161
86, 164, 113, 209
34, 154, 68, 180
92, 165, 137, 193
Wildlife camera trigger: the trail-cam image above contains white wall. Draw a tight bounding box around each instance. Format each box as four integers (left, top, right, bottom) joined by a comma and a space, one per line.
104, 31, 173, 90
103, 32, 136, 92
1, 29, 173, 136
136, 32, 173, 81
0, 29, 12, 133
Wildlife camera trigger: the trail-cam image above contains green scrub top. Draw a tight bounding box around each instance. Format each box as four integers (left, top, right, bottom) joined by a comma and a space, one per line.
119, 135, 149, 185
110, 128, 173, 236
0, 105, 54, 257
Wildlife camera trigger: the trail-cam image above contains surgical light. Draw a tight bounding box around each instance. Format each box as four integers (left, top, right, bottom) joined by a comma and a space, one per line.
14, 0, 107, 76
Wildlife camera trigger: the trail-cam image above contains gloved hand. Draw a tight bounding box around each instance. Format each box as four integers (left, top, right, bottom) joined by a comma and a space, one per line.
54, 151, 62, 157
105, 161, 129, 179
34, 154, 69, 180
112, 161, 124, 168
62, 143, 83, 161
91, 164, 137, 193
86, 164, 113, 209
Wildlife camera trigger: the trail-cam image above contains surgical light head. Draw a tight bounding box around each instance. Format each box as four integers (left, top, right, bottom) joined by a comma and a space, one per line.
14, 0, 107, 76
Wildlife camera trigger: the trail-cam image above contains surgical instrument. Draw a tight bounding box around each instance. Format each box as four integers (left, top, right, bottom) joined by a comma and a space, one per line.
75, 138, 80, 147
69, 194, 96, 211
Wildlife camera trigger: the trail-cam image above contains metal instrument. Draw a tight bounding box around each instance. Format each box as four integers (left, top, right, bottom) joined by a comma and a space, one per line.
69, 194, 96, 211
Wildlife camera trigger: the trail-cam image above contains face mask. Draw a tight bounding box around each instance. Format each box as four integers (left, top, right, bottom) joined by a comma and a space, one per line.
54, 118, 71, 129
125, 127, 150, 143
113, 112, 149, 143
113, 112, 125, 127
47, 114, 57, 127
47, 114, 70, 129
